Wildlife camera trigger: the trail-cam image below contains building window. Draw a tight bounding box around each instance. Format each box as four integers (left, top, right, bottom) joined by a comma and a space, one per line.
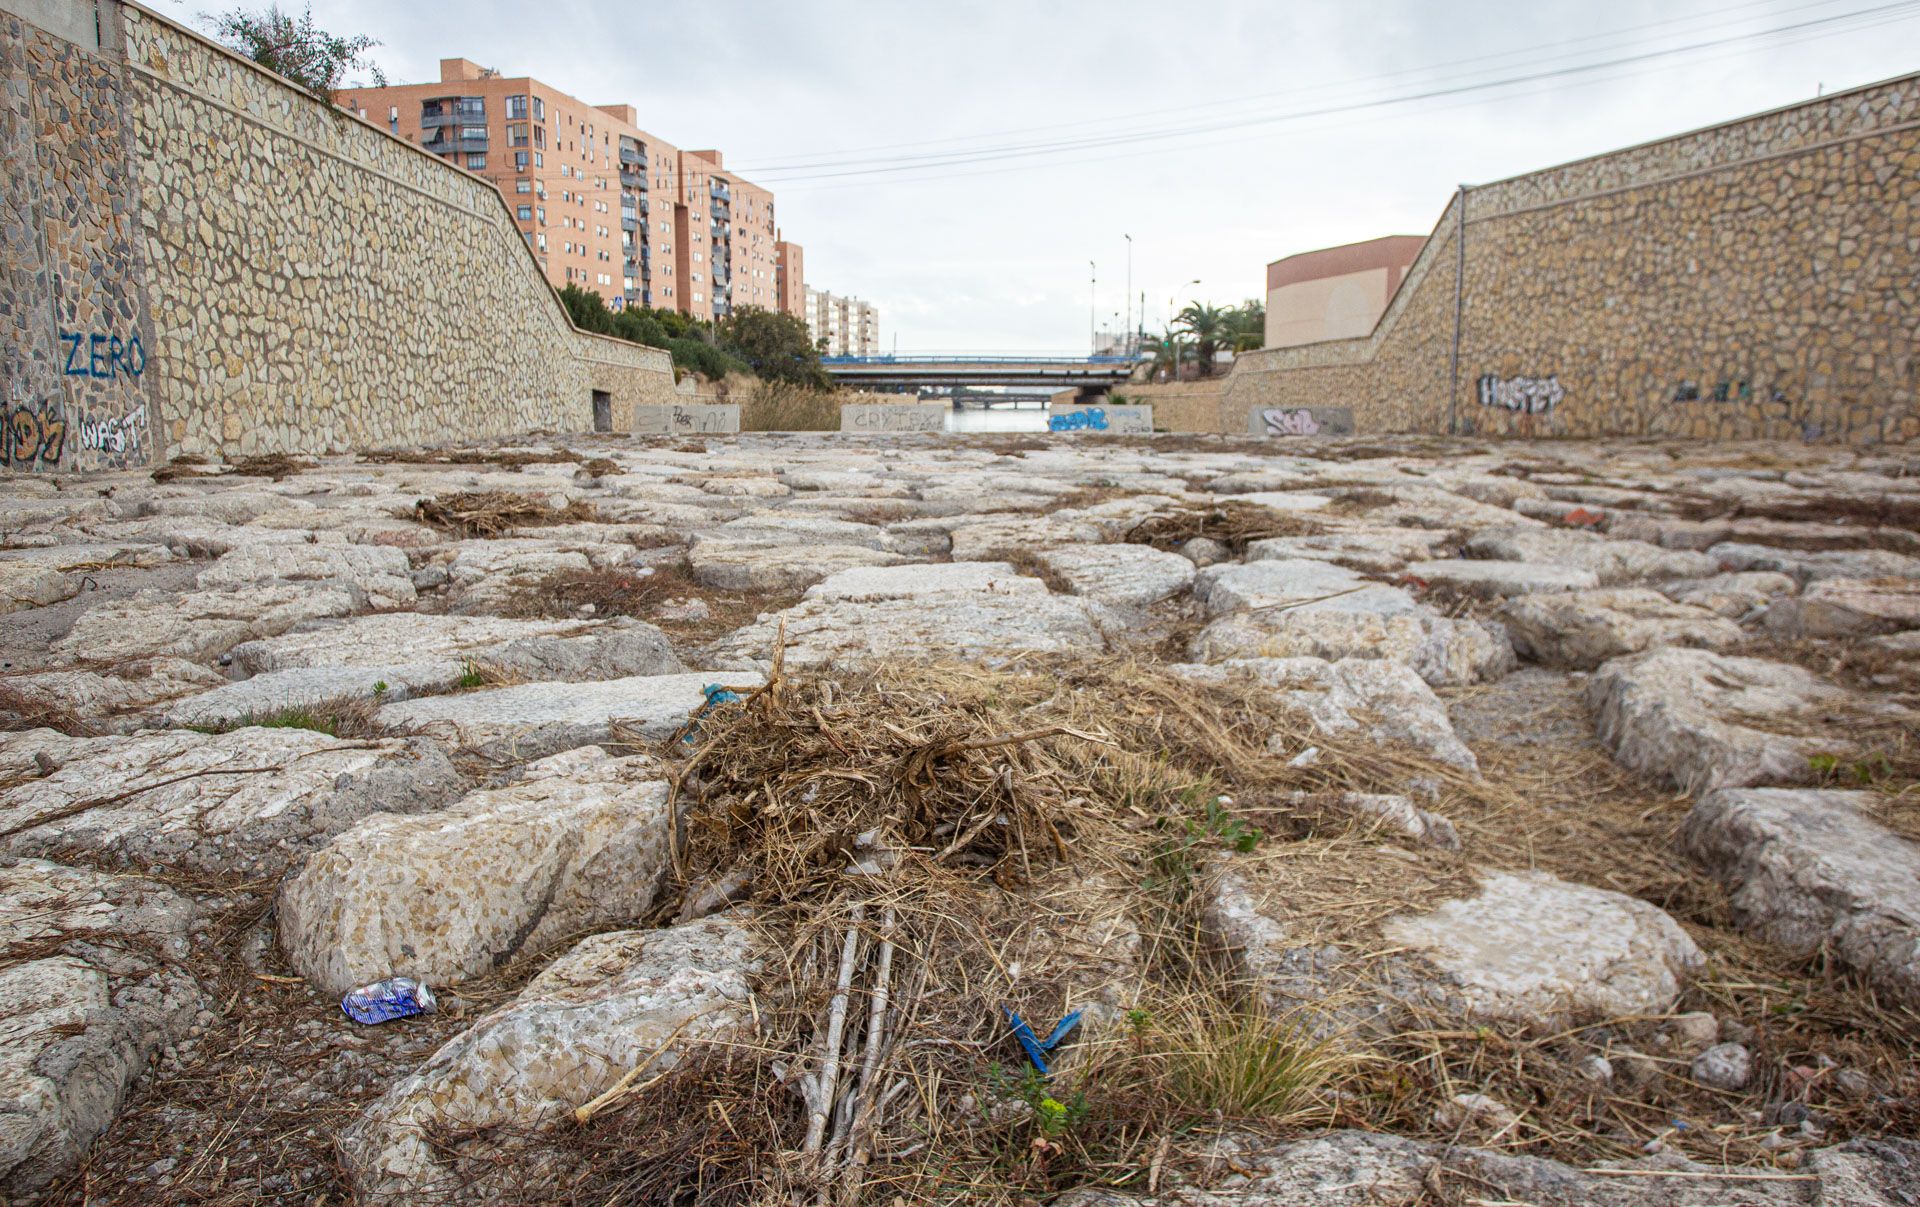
466, 153, 486, 170
460, 125, 486, 142
517, 205, 532, 220
515, 179, 531, 193
508, 123, 529, 147
537, 207, 545, 223
532, 97, 545, 121
533, 126, 546, 149
507, 95, 528, 120
514, 151, 529, 171
537, 233, 547, 250
534, 152, 543, 168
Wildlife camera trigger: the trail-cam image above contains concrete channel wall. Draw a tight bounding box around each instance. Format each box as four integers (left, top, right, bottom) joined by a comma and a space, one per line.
1223, 73, 1920, 445
1, 0, 677, 472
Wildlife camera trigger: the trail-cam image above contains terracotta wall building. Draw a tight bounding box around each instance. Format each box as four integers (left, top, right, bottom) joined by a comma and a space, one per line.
1263, 235, 1425, 348
337, 62, 802, 323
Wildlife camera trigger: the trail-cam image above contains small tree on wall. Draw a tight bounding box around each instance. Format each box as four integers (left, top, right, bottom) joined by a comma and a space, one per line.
204, 4, 386, 101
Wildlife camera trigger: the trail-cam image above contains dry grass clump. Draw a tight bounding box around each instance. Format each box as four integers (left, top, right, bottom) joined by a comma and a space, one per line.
533, 655, 1359, 1204
0, 681, 96, 736
1123, 500, 1325, 554
499, 563, 800, 644
740, 381, 844, 432
580, 456, 622, 478
412, 490, 600, 538
225, 453, 314, 481
362, 447, 580, 470
149, 455, 218, 483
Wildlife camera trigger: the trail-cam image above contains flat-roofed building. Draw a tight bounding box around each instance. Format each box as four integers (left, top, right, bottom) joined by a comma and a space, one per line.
1263, 235, 1426, 348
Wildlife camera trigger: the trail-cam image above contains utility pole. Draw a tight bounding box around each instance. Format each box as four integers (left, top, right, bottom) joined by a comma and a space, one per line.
1123, 234, 1133, 358
1088, 260, 1097, 355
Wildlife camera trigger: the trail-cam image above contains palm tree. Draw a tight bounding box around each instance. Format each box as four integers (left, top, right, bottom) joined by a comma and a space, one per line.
1173, 303, 1235, 377
1140, 330, 1187, 381
1225, 300, 1265, 353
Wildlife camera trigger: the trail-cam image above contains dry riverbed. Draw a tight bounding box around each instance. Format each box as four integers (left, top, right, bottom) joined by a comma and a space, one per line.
0, 432, 1916, 1205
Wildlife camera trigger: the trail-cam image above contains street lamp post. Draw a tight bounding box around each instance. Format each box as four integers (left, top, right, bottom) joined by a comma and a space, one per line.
1088, 260, 1096, 357
1123, 234, 1132, 358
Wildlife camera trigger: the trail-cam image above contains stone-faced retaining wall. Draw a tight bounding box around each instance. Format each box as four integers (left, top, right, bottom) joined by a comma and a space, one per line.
1116, 381, 1226, 433
1, 0, 676, 471
1223, 75, 1920, 445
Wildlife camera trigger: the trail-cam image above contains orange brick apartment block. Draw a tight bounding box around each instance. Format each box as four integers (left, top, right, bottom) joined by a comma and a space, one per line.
337, 60, 802, 323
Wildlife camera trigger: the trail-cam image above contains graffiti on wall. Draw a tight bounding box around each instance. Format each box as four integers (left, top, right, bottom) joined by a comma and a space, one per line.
60, 331, 146, 381
1672, 378, 1790, 407
76, 408, 148, 457
2, 382, 68, 470
1047, 405, 1153, 434
1476, 373, 1563, 415
1262, 408, 1321, 436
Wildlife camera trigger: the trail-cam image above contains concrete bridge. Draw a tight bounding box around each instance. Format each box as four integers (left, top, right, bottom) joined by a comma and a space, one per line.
821, 355, 1135, 393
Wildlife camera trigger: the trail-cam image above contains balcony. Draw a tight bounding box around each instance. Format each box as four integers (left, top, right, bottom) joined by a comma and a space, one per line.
619, 167, 647, 190
424, 133, 489, 155
619, 146, 647, 168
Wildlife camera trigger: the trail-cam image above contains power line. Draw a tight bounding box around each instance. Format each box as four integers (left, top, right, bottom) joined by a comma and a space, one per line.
767, 9, 1918, 196
733, 0, 1849, 173
738, 1, 1918, 185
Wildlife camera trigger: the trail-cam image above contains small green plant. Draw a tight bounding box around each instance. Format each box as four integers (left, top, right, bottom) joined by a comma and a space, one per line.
455, 660, 486, 690
1144, 789, 1262, 898
1808, 750, 1893, 786
371, 680, 389, 698
986, 1063, 1088, 1140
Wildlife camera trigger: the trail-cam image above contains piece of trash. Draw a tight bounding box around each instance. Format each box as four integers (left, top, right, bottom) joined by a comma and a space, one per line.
342, 977, 436, 1025
1003, 1006, 1082, 1076
682, 683, 745, 744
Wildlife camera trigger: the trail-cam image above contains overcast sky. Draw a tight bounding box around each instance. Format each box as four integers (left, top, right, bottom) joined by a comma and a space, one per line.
167, 0, 1919, 353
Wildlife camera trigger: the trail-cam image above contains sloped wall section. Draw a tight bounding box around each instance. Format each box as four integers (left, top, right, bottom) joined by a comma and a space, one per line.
1224, 75, 1920, 445
0, 0, 676, 472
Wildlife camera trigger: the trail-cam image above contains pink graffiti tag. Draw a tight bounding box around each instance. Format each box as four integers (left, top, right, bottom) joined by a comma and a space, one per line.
1261, 408, 1321, 437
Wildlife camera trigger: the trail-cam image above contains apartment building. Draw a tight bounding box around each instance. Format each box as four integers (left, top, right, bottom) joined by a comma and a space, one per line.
774, 236, 805, 317
336, 60, 802, 323
804, 288, 880, 356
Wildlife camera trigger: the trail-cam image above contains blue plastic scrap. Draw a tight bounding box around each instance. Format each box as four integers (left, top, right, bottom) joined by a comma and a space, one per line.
1003, 1006, 1083, 1075
683, 683, 744, 743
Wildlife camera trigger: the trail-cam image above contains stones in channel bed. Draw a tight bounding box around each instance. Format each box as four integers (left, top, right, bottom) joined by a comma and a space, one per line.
803, 561, 1047, 602
1052, 1128, 1918, 1207
1586, 648, 1902, 795
1462, 525, 1718, 583
1682, 788, 1920, 1012
339, 913, 762, 1199
1174, 655, 1477, 774
1401, 558, 1600, 599
194, 541, 417, 609
52, 583, 357, 663
1497, 588, 1743, 669
0, 860, 202, 1195
1763, 577, 1920, 639
1187, 560, 1513, 687
165, 616, 686, 730
1206, 863, 1702, 1035
374, 671, 759, 760
0, 728, 463, 878
706, 591, 1126, 673
278, 747, 674, 996
1036, 542, 1196, 607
